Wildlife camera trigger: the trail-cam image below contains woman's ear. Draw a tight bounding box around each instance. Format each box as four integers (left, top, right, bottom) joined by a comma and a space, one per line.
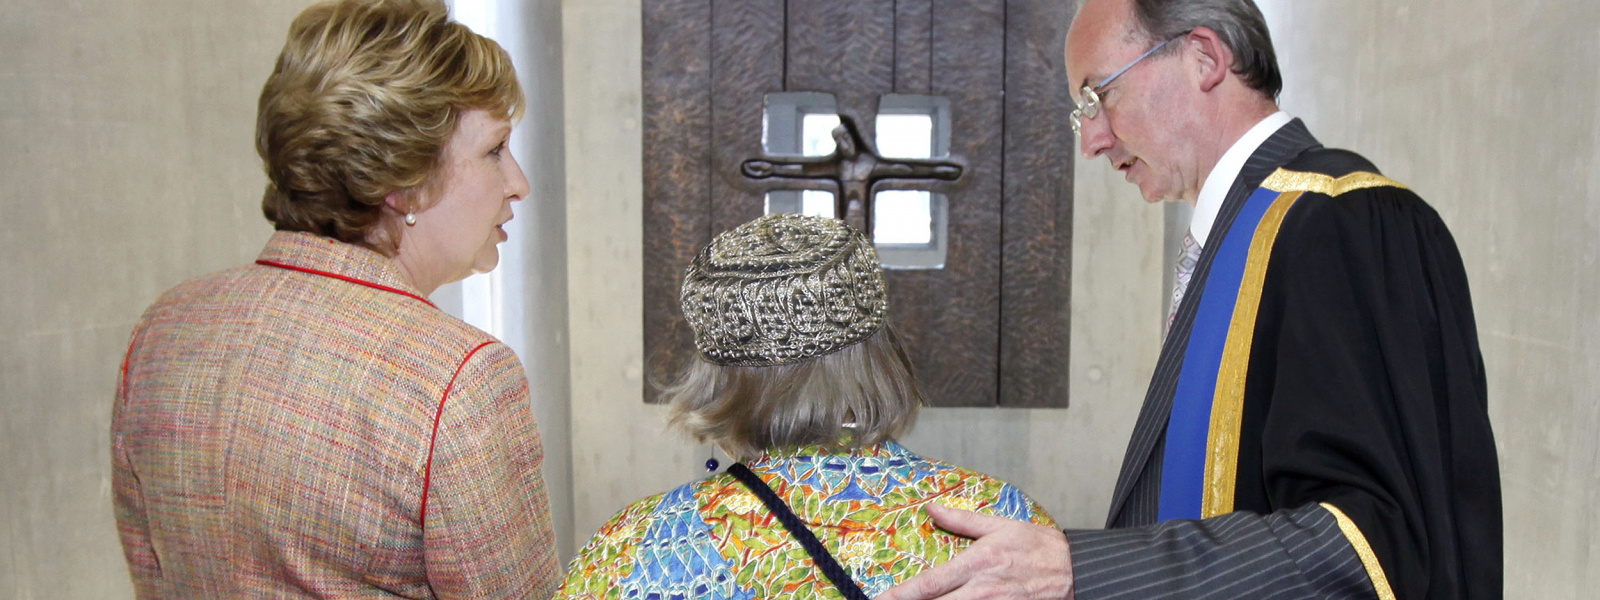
366, 190, 416, 255
383, 189, 412, 214
1186, 27, 1233, 93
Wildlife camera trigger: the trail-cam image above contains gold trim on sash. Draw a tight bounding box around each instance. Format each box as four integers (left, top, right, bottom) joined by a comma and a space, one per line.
1260, 170, 1407, 196
1200, 190, 1302, 518
1319, 502, 1398, 600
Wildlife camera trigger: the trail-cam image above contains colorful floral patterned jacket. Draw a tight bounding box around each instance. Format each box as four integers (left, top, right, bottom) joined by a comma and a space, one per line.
555, 440, 1055, 599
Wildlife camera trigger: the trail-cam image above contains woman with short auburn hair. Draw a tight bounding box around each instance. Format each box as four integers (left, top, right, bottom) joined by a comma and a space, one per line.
111, 0, 558, 597
555, 213, 1056, 600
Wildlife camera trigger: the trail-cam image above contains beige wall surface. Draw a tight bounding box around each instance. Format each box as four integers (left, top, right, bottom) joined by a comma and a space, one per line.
0, 0, 301, 596
1256, 2, 1600, 594
0, 0, 298, 596
561, 0, 724, 549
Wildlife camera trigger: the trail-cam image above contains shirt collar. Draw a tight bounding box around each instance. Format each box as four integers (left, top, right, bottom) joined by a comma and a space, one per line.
1189, 111, 1292, 247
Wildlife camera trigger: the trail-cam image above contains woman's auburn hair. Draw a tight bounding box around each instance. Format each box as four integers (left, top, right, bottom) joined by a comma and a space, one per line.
663, 327, 925, 460
255, 0, 524, 255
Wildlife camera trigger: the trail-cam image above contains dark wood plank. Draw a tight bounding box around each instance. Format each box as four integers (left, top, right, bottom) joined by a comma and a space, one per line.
894, 0, 933, 94
785, 0, 896, 147
892, 0, 1006, 407
999, 0, 1076, 408
641, 0, 715, 403
709, 0, 786, 236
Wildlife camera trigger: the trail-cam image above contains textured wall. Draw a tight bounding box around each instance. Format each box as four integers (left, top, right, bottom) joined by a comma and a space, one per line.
1257, 1, 1600, 594
559, 0, 728, 548
0, 0, 297, 596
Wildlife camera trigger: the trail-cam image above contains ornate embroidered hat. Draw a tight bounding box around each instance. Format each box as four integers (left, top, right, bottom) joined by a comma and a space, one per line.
680, 213, 888, 367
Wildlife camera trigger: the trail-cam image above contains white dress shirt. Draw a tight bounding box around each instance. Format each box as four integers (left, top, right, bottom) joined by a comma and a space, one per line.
1188, 111, 1292, 247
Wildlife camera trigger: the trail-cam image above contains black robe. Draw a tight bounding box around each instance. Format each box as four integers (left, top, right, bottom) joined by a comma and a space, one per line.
1066, 121, 1502, 600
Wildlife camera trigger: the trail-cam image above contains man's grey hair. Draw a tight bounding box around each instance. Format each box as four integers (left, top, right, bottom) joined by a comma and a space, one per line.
1132, 0, 1282, 100
662, 326, 923, 460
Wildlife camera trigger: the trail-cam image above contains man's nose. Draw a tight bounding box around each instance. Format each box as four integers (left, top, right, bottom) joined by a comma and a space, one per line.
1077, 115, 1114, 159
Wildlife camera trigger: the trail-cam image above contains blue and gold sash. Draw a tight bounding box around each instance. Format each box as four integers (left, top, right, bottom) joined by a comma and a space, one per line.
1156, 169, 1406, 521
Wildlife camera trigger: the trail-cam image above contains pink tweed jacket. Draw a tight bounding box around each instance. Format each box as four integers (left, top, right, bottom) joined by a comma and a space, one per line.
112, 231, 559, 599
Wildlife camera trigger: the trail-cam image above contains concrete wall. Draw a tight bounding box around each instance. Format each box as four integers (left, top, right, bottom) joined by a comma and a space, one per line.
0, 1, 296, 596
1257, 2, 1600, 594
559, 0, 724, 553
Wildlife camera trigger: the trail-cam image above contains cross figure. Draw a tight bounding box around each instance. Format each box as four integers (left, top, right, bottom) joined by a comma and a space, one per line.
740, 114, 965, 235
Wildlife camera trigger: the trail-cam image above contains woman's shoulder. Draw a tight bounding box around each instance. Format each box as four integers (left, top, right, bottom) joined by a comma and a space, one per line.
575, 488, 676, 556
138, 263, 259, 321
556, 479, 728, 600
898, 446, 1057, 527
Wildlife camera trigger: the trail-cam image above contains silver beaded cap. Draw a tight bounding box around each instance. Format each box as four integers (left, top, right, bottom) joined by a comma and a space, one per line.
681, 213, 888, 367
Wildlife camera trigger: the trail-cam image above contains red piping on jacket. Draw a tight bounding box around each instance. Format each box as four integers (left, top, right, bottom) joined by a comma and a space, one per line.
255, 259, 436, 308
118, 336, 136, 399
418, 341, 495, 529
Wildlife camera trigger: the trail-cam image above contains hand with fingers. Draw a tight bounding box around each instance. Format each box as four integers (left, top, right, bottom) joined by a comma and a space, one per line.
877, 503, 1075, 600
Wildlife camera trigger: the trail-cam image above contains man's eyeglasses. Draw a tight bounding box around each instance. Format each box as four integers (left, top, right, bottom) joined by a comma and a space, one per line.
1070, 34, 1186, 133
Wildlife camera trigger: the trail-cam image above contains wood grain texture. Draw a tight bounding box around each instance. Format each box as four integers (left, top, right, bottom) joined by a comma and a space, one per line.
889, 0, 1006, 407
998, 0, 1075, 407
642, 0, 714, 403
785, 0, 896, 152
894, 0, 933, 94
709, 0, 785, 236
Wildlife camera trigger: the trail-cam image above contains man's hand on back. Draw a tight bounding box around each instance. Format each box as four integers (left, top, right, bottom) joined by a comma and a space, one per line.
876, 503, 1075, 600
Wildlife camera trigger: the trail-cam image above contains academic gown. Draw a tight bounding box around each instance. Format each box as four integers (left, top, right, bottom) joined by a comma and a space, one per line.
1065, 120, 1502, 600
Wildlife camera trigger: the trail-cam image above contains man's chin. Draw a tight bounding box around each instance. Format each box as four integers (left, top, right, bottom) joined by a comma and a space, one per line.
1137, 184, 1185, 205
1136, 183, 1168, 204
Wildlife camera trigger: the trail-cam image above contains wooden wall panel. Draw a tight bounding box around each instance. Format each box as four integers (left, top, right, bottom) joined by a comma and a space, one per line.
999, 0, 1076, 407
709, 0, 786, 237
893, 0, 933, 95
889, 0, 1006, 406
641, 0, 714, 402
784, 0, 896, 145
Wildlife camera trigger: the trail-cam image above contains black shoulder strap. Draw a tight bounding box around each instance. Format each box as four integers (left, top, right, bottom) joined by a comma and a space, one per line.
726, 463, 870, 600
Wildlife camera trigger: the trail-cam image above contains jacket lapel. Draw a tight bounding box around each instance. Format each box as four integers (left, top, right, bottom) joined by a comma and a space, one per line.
1103, 120, 1322, 527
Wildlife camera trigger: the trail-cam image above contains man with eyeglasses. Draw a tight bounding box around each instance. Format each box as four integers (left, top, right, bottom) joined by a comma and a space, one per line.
880, 1, 1502, 599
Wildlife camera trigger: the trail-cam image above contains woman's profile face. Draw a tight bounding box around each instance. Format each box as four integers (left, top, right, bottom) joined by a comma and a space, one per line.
407, 109, 528, 281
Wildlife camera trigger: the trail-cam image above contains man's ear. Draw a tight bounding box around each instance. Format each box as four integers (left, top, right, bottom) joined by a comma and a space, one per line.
1186, 27, 1233, 93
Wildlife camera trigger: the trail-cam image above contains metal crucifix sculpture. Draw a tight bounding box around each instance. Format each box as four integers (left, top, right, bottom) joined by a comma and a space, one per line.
644, 0, 1076, 407
738, 114, 966, 235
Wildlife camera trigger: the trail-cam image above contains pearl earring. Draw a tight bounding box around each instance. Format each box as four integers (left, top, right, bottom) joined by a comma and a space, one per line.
404, 213, 417, 226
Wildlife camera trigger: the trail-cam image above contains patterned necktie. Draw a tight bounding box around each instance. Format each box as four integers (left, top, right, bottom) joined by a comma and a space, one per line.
1167, 230, 1202, 333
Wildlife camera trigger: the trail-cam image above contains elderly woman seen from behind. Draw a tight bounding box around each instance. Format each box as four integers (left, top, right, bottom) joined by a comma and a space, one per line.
110, 0, 558, 597
554, 213, 1056, 600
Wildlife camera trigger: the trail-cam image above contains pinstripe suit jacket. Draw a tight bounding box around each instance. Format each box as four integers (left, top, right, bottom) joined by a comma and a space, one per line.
112, 231, 559, 599
1065, 120, 1500, 599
